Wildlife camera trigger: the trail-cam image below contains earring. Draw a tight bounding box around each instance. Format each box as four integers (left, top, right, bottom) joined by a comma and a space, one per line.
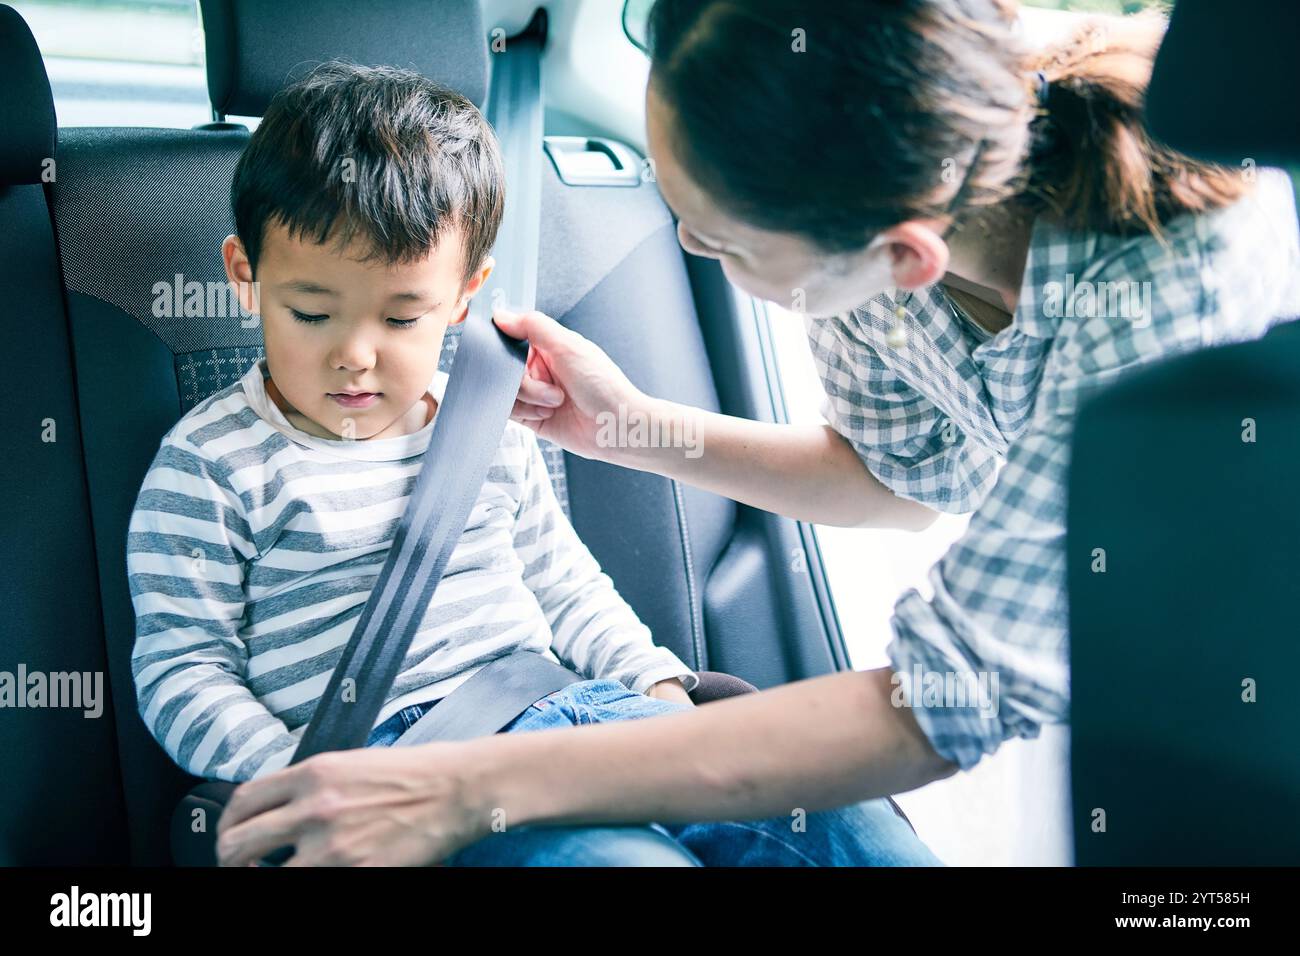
885, 303, 908, 348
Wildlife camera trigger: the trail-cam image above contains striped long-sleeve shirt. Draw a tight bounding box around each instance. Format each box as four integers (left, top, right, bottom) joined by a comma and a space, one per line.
127, 357, 696, 782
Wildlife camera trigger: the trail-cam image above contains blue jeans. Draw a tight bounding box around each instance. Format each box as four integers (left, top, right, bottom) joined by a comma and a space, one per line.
367, 678, 943, 867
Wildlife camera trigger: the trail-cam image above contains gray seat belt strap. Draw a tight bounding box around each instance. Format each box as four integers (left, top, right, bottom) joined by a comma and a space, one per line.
481, 9, 545, 316
255, 11, 548, 867
288, 11, 547, 765
288, 308, 529, 765
391, 13, 561, 749
394, 651, 581, 746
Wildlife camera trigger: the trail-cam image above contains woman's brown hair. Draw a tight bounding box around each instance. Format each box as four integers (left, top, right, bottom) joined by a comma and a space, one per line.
647, 0, 1248, 250
1021, 6, 1247, 236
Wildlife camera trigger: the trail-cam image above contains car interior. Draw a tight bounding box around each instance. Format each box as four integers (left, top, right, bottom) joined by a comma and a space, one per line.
1, 0, 1296, 876
1, 0, 856, 866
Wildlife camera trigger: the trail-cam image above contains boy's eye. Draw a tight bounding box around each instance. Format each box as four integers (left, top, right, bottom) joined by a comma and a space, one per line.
289, 308, 419, 328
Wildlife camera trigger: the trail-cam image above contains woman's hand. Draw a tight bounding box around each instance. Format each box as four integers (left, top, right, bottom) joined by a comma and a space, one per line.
215, 745, 488, 867
493, 308, 649, 462
494, 307, 936, 530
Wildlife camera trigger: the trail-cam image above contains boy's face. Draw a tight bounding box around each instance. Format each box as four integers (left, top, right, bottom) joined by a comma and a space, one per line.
223, 221, 492, 441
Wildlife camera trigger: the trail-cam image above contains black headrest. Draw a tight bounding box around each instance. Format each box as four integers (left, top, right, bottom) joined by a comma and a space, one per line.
1146, 0, 1298, 167
199, 0, 489, 118
0, 4, 56, 186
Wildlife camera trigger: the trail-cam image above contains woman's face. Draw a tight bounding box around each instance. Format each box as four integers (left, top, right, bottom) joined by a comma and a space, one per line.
645, 84, 899, 317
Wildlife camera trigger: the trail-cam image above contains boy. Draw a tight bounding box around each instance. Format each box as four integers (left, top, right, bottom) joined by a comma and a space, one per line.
128, 61, 696, 786
129, 63, 935, 865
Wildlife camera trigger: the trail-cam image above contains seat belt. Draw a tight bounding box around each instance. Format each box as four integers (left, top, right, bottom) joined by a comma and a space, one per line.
394, 650, 581, 746
287, 10, 547, 766
251, 12, 549, 866
388, 10, 569, 749
237, 16, 543, 868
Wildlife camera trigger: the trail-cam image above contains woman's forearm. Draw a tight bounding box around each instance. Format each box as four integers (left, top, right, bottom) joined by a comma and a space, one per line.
497, 308, 933, 529
609, 396, 937, 530
460, 668, 957, 828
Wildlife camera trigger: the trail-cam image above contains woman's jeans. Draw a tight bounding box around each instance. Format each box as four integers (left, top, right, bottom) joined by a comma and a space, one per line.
366, 678, 943, 867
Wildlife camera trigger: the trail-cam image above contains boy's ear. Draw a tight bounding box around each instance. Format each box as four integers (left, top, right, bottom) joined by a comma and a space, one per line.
451, 256, 495, 325
222, 235, 260, 315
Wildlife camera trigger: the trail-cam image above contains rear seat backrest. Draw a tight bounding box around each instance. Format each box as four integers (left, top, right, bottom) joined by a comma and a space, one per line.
201, 0, 488, 118
0, 4, 129, 865
51, 126, 256, 865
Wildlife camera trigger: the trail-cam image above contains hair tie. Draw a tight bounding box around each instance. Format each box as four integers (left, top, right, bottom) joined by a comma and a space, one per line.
1035, 70, 1050, 107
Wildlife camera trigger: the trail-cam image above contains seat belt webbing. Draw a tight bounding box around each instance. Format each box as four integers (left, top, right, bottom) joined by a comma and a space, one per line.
287, 14, 547, 765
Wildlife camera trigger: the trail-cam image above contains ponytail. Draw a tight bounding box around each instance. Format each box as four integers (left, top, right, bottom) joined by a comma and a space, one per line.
1023, 12, 1249, 236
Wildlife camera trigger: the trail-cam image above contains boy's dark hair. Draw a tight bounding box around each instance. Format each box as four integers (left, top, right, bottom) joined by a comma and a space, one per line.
232, 61, 504, 288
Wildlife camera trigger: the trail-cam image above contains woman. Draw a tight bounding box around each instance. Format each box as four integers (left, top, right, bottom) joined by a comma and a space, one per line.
216, 0, 1300, 866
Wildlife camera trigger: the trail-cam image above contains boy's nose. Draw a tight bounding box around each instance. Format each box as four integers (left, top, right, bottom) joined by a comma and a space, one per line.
328, 338, 378, 373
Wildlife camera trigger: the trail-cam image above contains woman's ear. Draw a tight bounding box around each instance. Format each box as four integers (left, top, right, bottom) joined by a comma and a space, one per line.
876, 221, 949, 291
452, 256, 496, 325
222, 235, 259, 314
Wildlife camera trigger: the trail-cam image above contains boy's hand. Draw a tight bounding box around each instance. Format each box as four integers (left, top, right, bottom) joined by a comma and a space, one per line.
646, 677, 695, 707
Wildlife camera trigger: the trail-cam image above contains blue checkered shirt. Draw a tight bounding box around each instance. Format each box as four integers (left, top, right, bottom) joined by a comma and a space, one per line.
804, 169, 1300, 769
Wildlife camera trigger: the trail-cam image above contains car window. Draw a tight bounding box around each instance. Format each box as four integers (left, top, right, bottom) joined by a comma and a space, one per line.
16, 0, 210, 127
